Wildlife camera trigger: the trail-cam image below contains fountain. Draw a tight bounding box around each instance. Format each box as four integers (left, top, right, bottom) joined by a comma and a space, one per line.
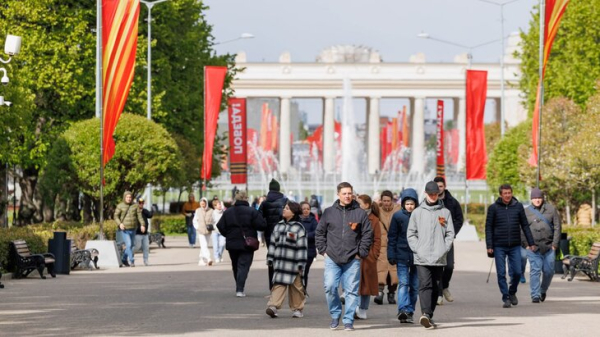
340, 77, 364, 185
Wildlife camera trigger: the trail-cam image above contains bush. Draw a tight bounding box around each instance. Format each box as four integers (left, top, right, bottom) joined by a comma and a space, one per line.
562, 226, 600, 256
0, 227, 47, 271
153, 215, 186, 235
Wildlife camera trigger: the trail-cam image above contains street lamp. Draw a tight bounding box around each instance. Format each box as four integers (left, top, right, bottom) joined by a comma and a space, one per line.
417, 32, 501, 68
213, 33, 254, 46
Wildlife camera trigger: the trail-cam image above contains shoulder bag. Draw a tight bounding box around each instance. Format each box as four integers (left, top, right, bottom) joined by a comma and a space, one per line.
231, 206, 259, 251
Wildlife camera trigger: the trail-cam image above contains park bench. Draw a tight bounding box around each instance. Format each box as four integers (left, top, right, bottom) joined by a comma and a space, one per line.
0, 262, 4, 288
149, 232, 166, 248
562, 242, 600, 282
71, 240, 100, 270
9, 240, 56, 279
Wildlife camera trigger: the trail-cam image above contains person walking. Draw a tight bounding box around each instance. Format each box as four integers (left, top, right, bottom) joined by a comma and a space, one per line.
388, 188, 419, 324
193, 197, 214, 266
114, 191, 145, 267
316, 182, 373, 331
485, 184, 536, 308
265, 201, 308, 318
181, 194, 200, 248
259, 179, 288, 290
433, 176, 464, 305
523, 188, 561, 303
211, 199, 226, 264
407, 182, 454, 329
354, 194, 382, 320
216, 191, 267, 297
134, 197, 153, 266
299, 201, 318, 292
375, 190, 400, 305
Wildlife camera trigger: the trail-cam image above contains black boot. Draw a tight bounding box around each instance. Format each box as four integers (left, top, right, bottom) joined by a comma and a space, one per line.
374, 285, 384, 305
388, 292, 396, 304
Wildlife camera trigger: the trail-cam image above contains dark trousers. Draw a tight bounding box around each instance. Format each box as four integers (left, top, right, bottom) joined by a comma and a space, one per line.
303, 255, 315, 291
417, 265, 443, 317
228, 249, 254, 293
186, 226, 196, 245
439, 245, 455, 295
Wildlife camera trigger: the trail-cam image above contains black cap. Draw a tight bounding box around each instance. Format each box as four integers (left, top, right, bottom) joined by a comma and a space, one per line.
269, 179, 280, 192
425, 181, 440, 194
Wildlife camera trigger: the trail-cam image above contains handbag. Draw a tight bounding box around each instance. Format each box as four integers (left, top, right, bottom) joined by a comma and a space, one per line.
206, 224, 215, 232
243, 234, 260, 251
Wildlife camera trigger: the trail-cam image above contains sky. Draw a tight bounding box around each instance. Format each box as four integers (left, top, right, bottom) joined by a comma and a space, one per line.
203, 0, 539, 125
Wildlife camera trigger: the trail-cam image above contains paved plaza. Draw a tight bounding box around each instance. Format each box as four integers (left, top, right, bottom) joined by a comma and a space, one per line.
1, 236, 599, 336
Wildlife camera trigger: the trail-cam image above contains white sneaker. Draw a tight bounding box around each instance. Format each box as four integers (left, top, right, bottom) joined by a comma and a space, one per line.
443, 288, 454, 302
355, 307, 367, 320
292, 310, 303, 318
236, 292, 246, 297
266, 306, 278, 318
198, 260, 206, 266
437, 296, 443, 305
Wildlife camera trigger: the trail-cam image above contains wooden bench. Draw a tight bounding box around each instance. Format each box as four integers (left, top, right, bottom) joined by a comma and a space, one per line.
9, 240, 56, 279
562, 242, 600, 281
71, 241, 99, 270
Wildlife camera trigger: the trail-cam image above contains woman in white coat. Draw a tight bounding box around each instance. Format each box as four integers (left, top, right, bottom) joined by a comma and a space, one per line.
193, 197, 214, 266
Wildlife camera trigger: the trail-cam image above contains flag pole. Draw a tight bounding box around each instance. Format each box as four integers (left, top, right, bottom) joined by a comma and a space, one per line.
97, 0, 105, 239
201, 66, 206, 199
536, 0, 545, 188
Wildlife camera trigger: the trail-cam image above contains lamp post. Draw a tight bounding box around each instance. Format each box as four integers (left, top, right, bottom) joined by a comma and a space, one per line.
213, 33, 254, 46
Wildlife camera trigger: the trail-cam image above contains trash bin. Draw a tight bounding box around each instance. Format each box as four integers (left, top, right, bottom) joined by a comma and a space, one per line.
555, 232, 570, 274
48, 231, 71, 275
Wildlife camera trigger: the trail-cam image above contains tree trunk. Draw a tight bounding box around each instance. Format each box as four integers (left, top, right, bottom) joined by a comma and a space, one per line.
566, 204, 572, 226
82, 194, 94, 224
18, 167, 44, 225
69, 191, 81, 221
592, 189, 596, 227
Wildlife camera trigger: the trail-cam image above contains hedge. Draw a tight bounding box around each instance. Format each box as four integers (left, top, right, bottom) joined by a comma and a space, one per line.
153, 215, 187, 235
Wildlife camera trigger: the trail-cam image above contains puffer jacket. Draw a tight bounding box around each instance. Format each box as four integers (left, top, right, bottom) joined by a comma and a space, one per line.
114, 191, 144, 230
407, 199, 454, 266
388, 188, 419, 266
216, 200, 267, 251
315, 199, 373, 265
299, 212, 318, 258
485, 197, 535, 249
522, 202, 561, 254
259, 191, 288, 246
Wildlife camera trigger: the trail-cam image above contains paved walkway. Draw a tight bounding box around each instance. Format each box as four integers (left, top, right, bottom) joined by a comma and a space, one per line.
0, 236, 599, 336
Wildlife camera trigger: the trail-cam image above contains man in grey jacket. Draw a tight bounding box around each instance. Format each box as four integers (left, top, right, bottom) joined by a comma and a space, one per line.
407, 181, 454, 329
316, 182, 373, 331
523, 188, 561, 303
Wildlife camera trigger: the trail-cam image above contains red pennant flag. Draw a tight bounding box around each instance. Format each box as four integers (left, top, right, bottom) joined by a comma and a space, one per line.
466, 70, 488, 180
102, 0, 140, 168
436, 100, 445, 178
228, 98, 247, 184
201, 66, 227, 181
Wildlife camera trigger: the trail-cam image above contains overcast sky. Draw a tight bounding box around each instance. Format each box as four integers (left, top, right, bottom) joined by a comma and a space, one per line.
205, 0, 538, 63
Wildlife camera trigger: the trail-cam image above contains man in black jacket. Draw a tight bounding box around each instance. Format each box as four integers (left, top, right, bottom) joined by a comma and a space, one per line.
485, 184, 536, 308
259, 179, 288, 290
135, 198, 153, 266
433, 177, 463, 305
316, 182, 373, 331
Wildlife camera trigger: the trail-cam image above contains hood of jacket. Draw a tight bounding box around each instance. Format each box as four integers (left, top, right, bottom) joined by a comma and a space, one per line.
495, 196, 519, 207
200, 197, 210, 210
123, 191, 133, 204
401, 188, 418, 209
266, 191, 285, 203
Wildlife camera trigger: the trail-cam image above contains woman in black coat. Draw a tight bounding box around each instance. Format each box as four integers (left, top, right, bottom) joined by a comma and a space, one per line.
299, 201, 318, 291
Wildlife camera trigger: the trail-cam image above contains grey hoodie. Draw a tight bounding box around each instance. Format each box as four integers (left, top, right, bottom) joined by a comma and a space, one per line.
407, 200, 454, 266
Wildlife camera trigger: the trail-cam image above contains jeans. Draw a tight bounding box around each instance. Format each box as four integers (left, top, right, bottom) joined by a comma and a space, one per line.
187, 226, 196, 246
526, 248, 556, 299
397, 263, 419, 314
211, 232, 226, 261
323, 256, 360, 325
120, 229, 136, 264
228, 249, 254, 292
494, 246, 522, 301
520, 247, 528, 276
359, 295, 370, 310
134, 234, 149, 264
417, 265, 442, 317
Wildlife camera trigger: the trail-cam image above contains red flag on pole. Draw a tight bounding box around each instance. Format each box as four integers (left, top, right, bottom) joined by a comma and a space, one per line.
466, 70, 488, 180
102, 0, 140, 168
228, 98, 247, 184
529, 0, 570, 166
436, 100, 445, 178
201, 66, 227, 181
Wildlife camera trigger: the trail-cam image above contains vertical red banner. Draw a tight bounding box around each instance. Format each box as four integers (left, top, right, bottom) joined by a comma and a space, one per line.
436, 100, 445, 178
228, 98, 247, 184
202, 66, 227, 180
466, 70, 488, 180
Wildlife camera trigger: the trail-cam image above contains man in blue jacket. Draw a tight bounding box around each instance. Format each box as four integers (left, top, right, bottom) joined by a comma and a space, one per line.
316, 182, 373, 331
485, 184, 536, 308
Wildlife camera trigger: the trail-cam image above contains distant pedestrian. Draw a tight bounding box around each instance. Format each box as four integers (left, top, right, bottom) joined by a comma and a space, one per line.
407, 181, 454, 329
433, 176, 464, 305
523, 188, 561, 303
216, 191, 267, 297
388, 188, 419, 324
375, 190, 400, 305
211, 200, 226, 264
354, 194, 382, 320
134, 197, 153, 266
181, 194, 200, 248
485, 184, 536, 308
316, 182, 373, 331
193, 197, 214, 266
265, 201, 308, 318
299, 201, 318, 291
259, 179, 288, 290
114, 191, 145, 267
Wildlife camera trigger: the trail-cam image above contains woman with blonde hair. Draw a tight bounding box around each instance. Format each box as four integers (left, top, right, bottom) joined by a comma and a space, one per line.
194, 197, 214, 266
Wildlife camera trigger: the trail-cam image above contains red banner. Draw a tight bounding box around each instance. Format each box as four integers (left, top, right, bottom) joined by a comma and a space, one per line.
436, 100, 445, 178
530, 0, 570, 166
102, 0, 140, 168
228, 98, 247, 184
466, 70, 488, 180
202, 66, 227, 180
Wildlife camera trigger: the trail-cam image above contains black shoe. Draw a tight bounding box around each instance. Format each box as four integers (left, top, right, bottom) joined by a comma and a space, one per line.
387, 292, 396, 304
502, 300, 512, 308
406, 313, 414, 324
374, 292, 384, 305
122, 261, 130, 267
397, 311, 408, 322
540, 293, 546, 302
532, 297, 540, 303
509, 294, 518, 306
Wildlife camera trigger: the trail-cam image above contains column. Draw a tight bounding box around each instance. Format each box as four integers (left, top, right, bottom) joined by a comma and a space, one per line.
367, 97, 380, 175
411, 97, 425, 175
323, 97, 335, 173
279, 97, 291, 175
457, 97, 466, 173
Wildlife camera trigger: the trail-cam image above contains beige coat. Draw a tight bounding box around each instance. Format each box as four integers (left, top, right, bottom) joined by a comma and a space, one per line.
377, 204, 401, 285
193, 200, 214, 235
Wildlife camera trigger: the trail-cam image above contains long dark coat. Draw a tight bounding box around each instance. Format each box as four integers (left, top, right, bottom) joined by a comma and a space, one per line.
360, 212, 381, 296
